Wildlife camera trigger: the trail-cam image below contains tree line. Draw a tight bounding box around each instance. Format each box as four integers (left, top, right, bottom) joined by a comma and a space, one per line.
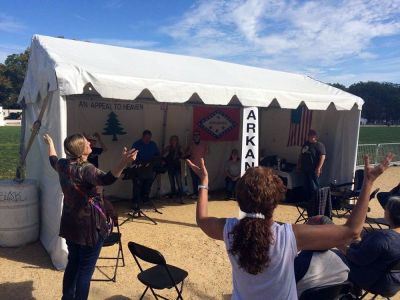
331, 82, 400, 123
1, 49, 399, 123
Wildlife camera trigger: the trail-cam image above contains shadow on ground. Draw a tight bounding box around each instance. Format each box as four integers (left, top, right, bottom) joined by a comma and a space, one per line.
0, 280, 35, 300
0, 241, 53, 269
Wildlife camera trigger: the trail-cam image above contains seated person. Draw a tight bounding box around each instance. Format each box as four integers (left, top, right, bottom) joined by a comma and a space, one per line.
294, 216, 350, 297
224, 149, 240, 199
130, 130, 160, 211
346, 196, 400, 297
163, 135, 183, 199
377, 183, 400, 209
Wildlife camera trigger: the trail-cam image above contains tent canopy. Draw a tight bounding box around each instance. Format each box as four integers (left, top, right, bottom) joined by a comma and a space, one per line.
19, 35, 363, 110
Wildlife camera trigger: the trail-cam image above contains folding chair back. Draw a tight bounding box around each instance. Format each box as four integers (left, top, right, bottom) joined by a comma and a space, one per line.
354, 169, 364, 191
128, 241, 167, 268
308, 186, 332, 219
299, 281, 353, 300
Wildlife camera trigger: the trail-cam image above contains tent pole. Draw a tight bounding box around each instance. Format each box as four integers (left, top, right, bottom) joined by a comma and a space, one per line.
157, 103, 169, 197
15, 92, 51, 182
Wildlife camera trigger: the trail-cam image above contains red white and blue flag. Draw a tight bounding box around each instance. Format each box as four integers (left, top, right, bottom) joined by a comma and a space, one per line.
193, 107, 240, 141
287, 106, 313, 147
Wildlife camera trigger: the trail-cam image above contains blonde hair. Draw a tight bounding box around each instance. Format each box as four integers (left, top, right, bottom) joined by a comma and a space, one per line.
64, 133, 86, 160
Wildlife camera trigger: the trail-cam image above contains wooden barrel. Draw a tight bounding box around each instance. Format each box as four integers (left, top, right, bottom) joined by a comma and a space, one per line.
0, 179, 39, 247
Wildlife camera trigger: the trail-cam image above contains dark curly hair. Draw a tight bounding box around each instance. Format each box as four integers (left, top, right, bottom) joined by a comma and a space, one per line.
229, 167, 286, 275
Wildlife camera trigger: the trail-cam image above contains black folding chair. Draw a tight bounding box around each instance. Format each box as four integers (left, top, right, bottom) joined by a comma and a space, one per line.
365, 216, 390, 231
341, 188, 380, 220
295, 186, 332, 224
359, 259, 400, 299
330, 170, 368, 218
128, 241, 188, 300
92, 217, 125, 282
295, 201, 309, 224
299, 281, 353, 300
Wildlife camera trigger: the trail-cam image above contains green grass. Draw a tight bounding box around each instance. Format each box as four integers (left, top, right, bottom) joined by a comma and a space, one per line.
0, 126, 21, 179
0, 126, 399, 179
359, 126, 400, 144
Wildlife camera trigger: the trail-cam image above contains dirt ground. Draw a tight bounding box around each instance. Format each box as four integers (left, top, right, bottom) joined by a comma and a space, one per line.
0, 167, 399, 300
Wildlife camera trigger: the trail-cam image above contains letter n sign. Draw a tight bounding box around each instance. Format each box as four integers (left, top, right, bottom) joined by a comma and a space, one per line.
241, 107, 259, 176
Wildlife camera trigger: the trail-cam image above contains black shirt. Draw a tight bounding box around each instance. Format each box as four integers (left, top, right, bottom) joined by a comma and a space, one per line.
88, 147, 103, 168
347, 229, 400, 296
300, 141, 326, 171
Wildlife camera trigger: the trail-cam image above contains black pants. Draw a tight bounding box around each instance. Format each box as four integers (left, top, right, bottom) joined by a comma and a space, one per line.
225, 177, 238, 198
131, 175, 154, 210
168, 167, 183, 196
62, 237, 104, 300
190, 169, 200, 196
303, 170, 320, 202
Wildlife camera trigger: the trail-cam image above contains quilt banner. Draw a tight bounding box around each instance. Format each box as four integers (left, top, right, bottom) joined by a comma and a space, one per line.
193, 107, 240, 141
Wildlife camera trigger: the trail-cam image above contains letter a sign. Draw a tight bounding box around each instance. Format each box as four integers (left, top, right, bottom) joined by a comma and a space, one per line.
241, 107, 259, 176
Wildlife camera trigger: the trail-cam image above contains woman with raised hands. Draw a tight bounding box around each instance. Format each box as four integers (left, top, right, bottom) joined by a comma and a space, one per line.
44, 133, 137, 300
186, 154, 393, 300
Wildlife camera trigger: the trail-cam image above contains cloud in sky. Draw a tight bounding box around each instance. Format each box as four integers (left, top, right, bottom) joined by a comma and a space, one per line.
103, 0, 125, 9
160, 0, 400, 83
0, 14, 25, 33
88, 38, 159, 49
0, 43, 25, 63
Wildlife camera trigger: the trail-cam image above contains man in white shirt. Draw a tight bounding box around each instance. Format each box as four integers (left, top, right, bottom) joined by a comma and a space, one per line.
294, 216, 350, 297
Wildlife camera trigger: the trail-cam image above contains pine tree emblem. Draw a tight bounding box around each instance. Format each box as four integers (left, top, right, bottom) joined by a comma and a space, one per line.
102, 111, 127, 141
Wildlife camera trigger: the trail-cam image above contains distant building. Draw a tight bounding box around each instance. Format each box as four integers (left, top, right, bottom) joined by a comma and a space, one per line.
360, 117, 368, 125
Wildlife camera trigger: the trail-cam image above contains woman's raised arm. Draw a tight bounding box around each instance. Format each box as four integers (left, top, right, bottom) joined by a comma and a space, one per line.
186, 158, 226, 240
43, 134, 57, 157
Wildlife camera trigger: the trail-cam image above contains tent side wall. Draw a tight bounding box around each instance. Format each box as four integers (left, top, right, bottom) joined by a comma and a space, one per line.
24, 91, 68, 270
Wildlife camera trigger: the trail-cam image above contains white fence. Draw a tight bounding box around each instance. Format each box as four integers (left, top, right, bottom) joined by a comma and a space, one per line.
357, 143, 400, 166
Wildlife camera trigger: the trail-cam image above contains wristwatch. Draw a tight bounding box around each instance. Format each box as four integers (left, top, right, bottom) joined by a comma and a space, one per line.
198, 185, 209, 191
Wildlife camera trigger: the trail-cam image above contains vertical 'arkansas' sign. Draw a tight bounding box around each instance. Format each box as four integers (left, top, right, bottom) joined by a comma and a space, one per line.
241, 107, 259, 176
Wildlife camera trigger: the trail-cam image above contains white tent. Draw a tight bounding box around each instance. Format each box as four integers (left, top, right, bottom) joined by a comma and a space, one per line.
19, 35, 363, 269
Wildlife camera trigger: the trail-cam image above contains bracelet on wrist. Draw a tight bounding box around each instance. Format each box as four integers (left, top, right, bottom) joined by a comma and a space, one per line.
198, 184, 209, 191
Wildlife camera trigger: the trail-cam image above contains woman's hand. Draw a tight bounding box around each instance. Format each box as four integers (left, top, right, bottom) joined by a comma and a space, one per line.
186, 158, 208, 185
121, 147, 138, 166
43, 134, 57, 156
43, 134, 54, 146
364, 153, 394, 183
111, 148, 138, 178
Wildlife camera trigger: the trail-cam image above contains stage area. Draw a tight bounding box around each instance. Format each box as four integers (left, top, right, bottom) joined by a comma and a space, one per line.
0, 167, 399, 300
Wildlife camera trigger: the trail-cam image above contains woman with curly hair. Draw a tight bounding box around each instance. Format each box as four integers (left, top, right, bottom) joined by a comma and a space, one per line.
186, 154, 393, 299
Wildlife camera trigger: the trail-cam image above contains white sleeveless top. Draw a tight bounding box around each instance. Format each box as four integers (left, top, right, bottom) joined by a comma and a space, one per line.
223, 218, 298, 300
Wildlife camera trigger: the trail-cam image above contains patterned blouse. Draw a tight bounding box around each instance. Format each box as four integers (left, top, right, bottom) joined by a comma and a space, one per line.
50, 156, 117, 246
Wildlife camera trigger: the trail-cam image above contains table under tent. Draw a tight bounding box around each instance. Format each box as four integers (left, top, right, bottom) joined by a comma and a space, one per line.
18, 35, 363, 269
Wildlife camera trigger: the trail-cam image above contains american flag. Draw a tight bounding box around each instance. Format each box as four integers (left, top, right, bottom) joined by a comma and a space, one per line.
287, 106, 313, 147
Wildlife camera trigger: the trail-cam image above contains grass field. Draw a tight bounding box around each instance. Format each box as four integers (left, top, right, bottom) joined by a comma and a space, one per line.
0, 126, 21, 179
358, 126, 400, 144
0, 126, 400, 179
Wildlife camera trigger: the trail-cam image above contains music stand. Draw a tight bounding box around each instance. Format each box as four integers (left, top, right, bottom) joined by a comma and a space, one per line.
120, 167, 162, 226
